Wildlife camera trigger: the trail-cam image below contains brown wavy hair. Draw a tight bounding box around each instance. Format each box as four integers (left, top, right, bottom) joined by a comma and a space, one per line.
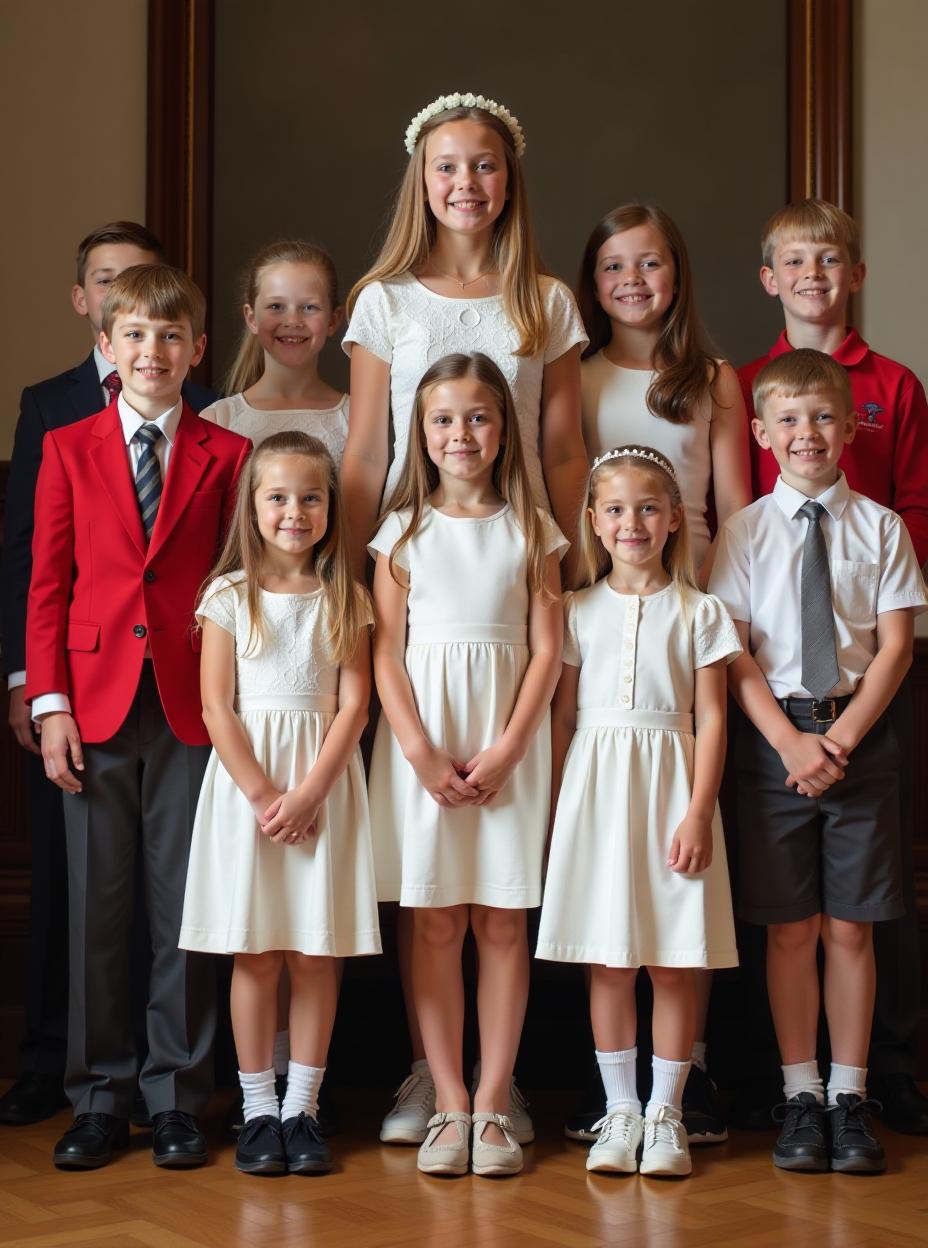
577, 204, 719, 425
382, 352, 548, 595
348, 104, 547, 357
202, 432, 367, 663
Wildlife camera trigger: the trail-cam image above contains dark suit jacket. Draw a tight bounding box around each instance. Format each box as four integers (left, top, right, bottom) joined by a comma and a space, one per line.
1, 352, 216, 675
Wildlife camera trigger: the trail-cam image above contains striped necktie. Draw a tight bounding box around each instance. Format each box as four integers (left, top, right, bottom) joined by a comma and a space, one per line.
799, 500, 840, 700
134, 424, 163, 541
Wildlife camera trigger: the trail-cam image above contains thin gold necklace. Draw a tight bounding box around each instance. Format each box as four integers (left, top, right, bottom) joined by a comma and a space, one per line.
429, 268, 497, 290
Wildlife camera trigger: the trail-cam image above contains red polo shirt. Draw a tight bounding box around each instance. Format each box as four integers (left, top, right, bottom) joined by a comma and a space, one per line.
738, 329, 928, 564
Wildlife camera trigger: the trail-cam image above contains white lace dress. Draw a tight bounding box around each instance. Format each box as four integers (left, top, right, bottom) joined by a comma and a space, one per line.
367, 505, 567, 908
179, 575, 381, 956
200, 393, 350, 464
536, 581, 740, 968
343, 275, 587, 508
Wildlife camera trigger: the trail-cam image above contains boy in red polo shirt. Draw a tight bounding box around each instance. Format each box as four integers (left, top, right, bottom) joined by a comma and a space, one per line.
736, 198, 928, 1135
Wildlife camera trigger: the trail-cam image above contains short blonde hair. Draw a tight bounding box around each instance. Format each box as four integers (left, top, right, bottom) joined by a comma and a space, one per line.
752, 349, 853, 421
101, 264, 206, 338
761, 198, 861, 267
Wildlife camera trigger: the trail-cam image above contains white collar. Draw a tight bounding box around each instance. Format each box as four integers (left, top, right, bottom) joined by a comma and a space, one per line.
116, 392, 182, 447
772, 471, 850, 522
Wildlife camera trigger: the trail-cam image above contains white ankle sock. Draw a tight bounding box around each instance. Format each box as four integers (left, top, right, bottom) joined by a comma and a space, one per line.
280, 1061, 325, 1122
827, 1063, 867, 1107
239, 1067, 279, 1123
595, 1047, 641, 1116
273, 1029, 290, 1077
782, 1060, 824, 1105
646, 1055, 690, 1120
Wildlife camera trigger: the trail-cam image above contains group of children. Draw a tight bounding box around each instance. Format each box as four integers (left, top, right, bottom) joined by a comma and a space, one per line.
3, 91, 927, 1185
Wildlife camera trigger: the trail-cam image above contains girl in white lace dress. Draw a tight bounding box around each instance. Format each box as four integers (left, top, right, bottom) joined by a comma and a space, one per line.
369, 354, 565, 1177
180, 433, 379, 1176
202, 241, 349, 463
537, 446, 739, 1179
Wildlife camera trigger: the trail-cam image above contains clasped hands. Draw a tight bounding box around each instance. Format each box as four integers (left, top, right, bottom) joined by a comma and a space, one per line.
251, 784, 321, 845
779, 728, 849, 798
408, 740, 516, 808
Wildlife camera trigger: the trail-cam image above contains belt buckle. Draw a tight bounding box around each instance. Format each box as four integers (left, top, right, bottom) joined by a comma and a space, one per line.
811, 698, 837, 724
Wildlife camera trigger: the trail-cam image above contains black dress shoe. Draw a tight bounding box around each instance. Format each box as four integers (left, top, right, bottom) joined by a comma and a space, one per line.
151, 1110, 207, 1168
53, 1113, 129, 1169
235, 1114, 287, 1174
828, 1094, 886, 1173
282, 1112, 332, 1174
682, 1066, 728, 1144
0, 1072, 69, 1125
870, 1074, 928, 1135
771, 1092, 828, 1171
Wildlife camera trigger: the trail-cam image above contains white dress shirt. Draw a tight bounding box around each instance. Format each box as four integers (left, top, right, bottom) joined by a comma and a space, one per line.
709, 473, 928, 699
31, 395, 182, 720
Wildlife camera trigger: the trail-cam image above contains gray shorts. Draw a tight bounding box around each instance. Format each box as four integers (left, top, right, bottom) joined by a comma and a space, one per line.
734, 703, 904, 926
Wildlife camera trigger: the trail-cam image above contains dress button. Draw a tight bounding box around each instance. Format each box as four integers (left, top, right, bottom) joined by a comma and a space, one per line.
133, 624, 147, 638
622, 695, 631, 705
624, 675, 632, 683
144, 570, 156, 584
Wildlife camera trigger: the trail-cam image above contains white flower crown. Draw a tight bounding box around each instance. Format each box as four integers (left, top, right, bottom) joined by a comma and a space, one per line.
591, 446, 679, 484
404, 93, 526, 158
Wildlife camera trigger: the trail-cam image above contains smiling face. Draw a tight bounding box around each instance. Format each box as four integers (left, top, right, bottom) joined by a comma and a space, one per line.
753, 387, 857, 495
593, 223, 676, 335
99, 309, 205, 416
761, 237, 865, 334
422, 120, 509, 240
590, 464, 681, 573
72, 242, 160, 338
244, 261, 339, 368
253, 452, 331, 563
421, 376, 504, 484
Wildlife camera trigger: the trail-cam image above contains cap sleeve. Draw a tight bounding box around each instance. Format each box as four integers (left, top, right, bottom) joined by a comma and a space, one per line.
196, 575, 241, 636
368, 509, 411, 570
342, 282, 393, 364
542, 278, 589, 364
693, 593, 742, 668
562, 592, 580, 667
538, 508, 570, 561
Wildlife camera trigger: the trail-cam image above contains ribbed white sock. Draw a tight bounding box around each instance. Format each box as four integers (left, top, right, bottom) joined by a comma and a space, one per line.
782, 1060, 824, 1105
827, 1063, 867, 1107
273, 1029, 290, 1077
690, 1041, 707, 1073
239, 1067, 279, 1123
646, 1055, 690, 1120
595, 1047, 641, 1115
281, 1061, 325, 1122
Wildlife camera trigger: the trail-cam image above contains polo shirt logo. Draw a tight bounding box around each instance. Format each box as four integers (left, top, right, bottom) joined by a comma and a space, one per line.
857, 402, 884, 431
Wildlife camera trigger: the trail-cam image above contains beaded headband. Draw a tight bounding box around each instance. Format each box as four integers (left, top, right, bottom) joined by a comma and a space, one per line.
404, 93, 526, 157
591, 446, 679, 485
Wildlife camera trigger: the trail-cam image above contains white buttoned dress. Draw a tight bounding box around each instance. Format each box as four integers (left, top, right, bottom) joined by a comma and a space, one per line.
536, 580, 741, 969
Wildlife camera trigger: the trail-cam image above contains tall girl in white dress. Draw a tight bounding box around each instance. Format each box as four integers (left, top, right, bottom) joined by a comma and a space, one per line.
537, 445, 739, 1178
577, 204, 750, 580
180, 433, 380, 1177
202, 241, 350, 462
369, 353, 565, 1177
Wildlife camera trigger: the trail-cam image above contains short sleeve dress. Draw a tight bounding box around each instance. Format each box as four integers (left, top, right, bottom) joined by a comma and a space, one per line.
536, 581, 741, 968
367, 504, 568, 908
343, 275, 588, 509
200, 393, 350, 464
179, 575, 381, 957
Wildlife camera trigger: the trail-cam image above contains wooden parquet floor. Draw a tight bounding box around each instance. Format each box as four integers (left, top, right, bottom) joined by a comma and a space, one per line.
1, 1089, 927, 1248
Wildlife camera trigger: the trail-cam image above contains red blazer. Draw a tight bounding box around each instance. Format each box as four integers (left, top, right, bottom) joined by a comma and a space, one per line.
26, 400, 251, 745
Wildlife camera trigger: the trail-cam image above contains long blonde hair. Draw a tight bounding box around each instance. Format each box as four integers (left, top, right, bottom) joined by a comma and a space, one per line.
383, 352, 548, 595
577, 204, 719, 425
202, 432, 365, 663
576, 446, 697, 594
225, 241, 340, 395
348, 105, 547, 357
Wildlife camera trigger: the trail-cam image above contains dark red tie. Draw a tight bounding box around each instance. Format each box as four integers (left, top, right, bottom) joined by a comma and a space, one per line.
103, 370, 122, 404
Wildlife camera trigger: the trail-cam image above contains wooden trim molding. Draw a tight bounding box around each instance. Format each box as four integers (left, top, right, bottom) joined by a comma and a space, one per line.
788, 0, 853, 207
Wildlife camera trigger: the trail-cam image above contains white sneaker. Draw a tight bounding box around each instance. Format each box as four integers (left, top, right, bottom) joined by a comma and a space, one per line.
471, 1063, 534, 1144
379, 1068, 436, 1144
639, 1107, 692, 1177
585, 1111, 644, 1173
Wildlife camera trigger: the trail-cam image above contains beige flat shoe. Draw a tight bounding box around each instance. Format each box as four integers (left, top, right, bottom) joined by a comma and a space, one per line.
416, 1111, 471, 1176
471, 1111, 523, 1177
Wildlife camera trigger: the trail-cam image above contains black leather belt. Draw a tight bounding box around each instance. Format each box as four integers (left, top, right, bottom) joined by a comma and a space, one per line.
778, 694, 853, 724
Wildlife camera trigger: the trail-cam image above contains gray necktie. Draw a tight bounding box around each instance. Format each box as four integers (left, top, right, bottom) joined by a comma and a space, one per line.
799, 500, 839, 699
134, 424, 163, 541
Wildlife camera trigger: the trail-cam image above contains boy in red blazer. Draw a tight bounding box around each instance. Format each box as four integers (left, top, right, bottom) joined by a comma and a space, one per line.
26, 265, 251, 1170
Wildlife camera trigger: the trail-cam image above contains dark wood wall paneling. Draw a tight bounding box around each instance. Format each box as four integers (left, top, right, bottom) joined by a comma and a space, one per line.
3, 0, 926, 1075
